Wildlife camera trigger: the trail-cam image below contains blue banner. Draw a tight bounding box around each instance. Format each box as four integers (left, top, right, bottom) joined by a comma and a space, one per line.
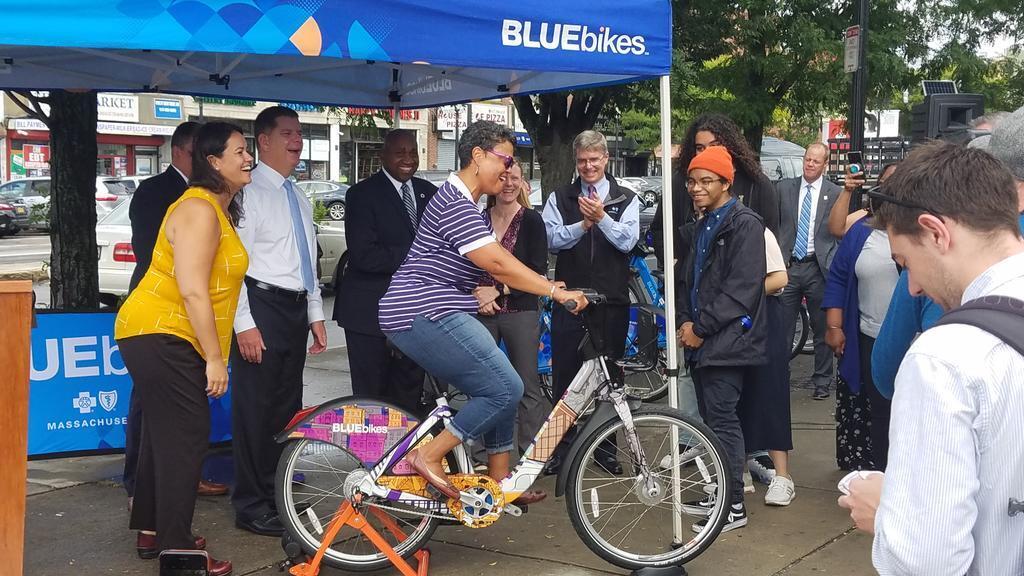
28, 313, 231, 457
0, 1, 670, 109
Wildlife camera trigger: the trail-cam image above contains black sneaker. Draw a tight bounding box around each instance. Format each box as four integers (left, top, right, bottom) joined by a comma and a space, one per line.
680, 484, 717, 516
812, 386, 830, 400
692, 503, 747, 534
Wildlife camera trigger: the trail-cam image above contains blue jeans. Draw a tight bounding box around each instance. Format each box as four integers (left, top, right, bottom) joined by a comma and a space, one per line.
387, 313, 523, 454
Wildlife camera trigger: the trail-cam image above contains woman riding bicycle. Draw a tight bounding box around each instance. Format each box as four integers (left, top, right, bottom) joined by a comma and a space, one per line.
378, 120, 588, 506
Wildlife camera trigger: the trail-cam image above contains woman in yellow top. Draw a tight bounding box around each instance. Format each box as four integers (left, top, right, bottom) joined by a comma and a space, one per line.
115, 122, 252, 576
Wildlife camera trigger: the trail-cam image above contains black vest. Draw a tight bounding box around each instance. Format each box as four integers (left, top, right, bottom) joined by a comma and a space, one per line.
553, 176, 636, 305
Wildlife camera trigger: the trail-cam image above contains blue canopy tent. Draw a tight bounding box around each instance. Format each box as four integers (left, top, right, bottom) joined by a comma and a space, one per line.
0, 0, 687, 541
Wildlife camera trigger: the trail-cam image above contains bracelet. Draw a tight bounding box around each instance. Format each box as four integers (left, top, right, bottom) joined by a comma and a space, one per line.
828, 325, 843, 331
549, 285, 557, 298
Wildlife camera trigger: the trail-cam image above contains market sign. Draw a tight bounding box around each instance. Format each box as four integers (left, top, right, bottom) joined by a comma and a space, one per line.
97, 93, 139, 123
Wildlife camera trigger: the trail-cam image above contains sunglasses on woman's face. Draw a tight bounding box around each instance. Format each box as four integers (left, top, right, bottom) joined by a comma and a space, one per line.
487, 149, 515, 170
866, 185, 943, 218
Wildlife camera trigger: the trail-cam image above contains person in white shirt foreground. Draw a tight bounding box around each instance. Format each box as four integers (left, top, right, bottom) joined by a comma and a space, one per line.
838, 140, 1024, 575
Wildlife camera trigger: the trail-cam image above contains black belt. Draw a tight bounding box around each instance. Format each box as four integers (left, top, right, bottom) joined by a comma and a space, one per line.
245, 276, 307, 302
790, 254, 816, 265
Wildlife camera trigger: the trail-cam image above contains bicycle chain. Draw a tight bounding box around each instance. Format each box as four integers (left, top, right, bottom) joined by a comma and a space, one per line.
355, 498, 457, 522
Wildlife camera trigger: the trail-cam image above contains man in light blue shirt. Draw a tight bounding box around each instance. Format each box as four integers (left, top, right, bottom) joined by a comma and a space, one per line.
540, 130, 640, 476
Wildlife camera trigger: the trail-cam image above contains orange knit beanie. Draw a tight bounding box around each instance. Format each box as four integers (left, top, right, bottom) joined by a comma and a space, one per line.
688, 146, 735, 183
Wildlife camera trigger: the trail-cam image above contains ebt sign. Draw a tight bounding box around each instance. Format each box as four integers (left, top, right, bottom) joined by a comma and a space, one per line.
28, 313, 132, 456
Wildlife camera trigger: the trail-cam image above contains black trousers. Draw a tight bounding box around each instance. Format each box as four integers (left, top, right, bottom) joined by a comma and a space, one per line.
693, 365, 746, 505
345, 329, 425, 415
551, 304, 629, 399
119, 334, 209, 551
780, 259, 834, 390
122, 385, 142, 496
552, 304, 628, 460
230, 284, 308, 522
859, 332, 891, 471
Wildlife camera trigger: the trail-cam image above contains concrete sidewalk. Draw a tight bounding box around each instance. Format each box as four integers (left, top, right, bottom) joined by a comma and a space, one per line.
24, 351, 875, 576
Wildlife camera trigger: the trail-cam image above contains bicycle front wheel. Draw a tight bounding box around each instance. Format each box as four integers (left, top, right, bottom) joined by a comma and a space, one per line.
565, 406, 731, 570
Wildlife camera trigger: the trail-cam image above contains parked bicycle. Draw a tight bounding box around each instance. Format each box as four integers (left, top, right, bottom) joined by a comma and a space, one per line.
539, 244, 669, 402
275, 292, 731, 574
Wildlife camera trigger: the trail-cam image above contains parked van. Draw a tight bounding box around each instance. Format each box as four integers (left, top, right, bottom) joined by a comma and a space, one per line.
759, 137, 806, 182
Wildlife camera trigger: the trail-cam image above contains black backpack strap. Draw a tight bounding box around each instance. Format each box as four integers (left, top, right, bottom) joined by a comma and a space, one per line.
931, 296, 1024, 358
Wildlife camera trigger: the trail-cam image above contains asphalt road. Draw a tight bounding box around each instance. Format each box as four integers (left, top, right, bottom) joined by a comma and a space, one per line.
0, 230, 49, 265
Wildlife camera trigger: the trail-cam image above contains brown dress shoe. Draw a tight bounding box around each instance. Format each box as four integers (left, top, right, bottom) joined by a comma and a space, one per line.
511, 489, 547, 506
208, 557, 233, 576
405, 449, 460, 501
136, 532, 206, 559
197, 480, 229, 497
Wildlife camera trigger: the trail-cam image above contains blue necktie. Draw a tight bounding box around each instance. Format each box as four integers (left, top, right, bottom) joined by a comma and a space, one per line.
793, 184, 813, 260
284, 180, 316, 293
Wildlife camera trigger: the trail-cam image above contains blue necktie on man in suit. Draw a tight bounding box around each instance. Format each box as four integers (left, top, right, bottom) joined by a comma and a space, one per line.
793, 183, 813, 260
284, 179, 316, 293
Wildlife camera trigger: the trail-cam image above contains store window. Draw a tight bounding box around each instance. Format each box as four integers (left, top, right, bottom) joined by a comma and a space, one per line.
98, 143, 129, 176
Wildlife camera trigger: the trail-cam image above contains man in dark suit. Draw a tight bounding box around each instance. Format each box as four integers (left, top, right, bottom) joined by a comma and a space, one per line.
776, 142, 841, 399
123, 121, 229, 505
334, 129, 436, 414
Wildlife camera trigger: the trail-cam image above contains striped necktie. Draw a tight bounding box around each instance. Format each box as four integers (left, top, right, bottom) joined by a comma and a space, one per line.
401, 181, 417, 228
793, 183, 813, 260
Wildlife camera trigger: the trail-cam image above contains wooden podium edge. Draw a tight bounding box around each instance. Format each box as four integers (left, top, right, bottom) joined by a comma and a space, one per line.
0, 279, 34, 576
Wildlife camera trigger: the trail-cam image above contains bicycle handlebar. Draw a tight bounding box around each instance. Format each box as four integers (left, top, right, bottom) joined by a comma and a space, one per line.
562, 289, 607, 311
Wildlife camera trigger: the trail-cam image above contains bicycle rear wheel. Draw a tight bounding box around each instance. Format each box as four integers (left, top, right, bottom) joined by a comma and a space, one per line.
565, 406, 731, 570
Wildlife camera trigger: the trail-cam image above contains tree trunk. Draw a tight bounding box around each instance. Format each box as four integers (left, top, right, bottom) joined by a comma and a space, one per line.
514, 91, 610, 201
533, 134, 576, 200
744, 122, 765, 157
48, 91, 99, 310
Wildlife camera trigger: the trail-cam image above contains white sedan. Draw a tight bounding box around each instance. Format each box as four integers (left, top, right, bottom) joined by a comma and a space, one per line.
96, 197, 348, 307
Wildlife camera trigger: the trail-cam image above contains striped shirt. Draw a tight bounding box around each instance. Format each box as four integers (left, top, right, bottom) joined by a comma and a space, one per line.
873, 250, 1024, 576
378, 174, 495, 333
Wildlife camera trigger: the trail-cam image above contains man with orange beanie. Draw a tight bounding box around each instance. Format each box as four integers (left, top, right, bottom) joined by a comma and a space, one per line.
677, 146, 767, 533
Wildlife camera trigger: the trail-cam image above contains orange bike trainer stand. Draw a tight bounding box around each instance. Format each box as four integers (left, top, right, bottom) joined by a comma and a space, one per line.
289, 499, 430, 576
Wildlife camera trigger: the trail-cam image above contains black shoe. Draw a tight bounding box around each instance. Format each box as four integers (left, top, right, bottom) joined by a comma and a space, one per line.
542, 455, 562, 476
594, 454, 623, 475
812, 386, 830, 400
235, 512, 284, 537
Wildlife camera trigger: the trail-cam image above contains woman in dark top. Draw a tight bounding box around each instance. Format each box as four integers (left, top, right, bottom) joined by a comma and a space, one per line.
651, 113, 781, 269
478, 161, 549, 456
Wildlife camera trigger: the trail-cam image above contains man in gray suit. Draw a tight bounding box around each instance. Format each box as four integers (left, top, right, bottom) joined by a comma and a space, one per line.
777, 142, 841, 399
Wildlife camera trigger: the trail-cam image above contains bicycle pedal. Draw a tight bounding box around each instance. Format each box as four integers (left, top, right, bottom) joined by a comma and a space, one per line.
503, 504, 524, 516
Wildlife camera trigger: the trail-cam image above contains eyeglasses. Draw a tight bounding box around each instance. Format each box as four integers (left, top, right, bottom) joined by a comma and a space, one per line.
866, 185, 943, 217
694, 141, 721, 153
487, 149, 515, 170
575, 155, 607, 168
686, 177, 726, 190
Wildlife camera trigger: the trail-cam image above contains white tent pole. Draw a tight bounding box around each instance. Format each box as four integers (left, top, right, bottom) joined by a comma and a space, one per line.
393, 102, 402, 128
659, 73, 683, 545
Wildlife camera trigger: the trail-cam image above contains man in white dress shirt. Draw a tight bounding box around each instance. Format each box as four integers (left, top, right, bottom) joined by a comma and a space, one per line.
231, 106, 327, 536
839, 140, 1024, 575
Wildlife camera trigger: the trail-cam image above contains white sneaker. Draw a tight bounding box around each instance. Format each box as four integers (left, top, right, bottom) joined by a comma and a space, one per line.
764, 475, 796, 506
